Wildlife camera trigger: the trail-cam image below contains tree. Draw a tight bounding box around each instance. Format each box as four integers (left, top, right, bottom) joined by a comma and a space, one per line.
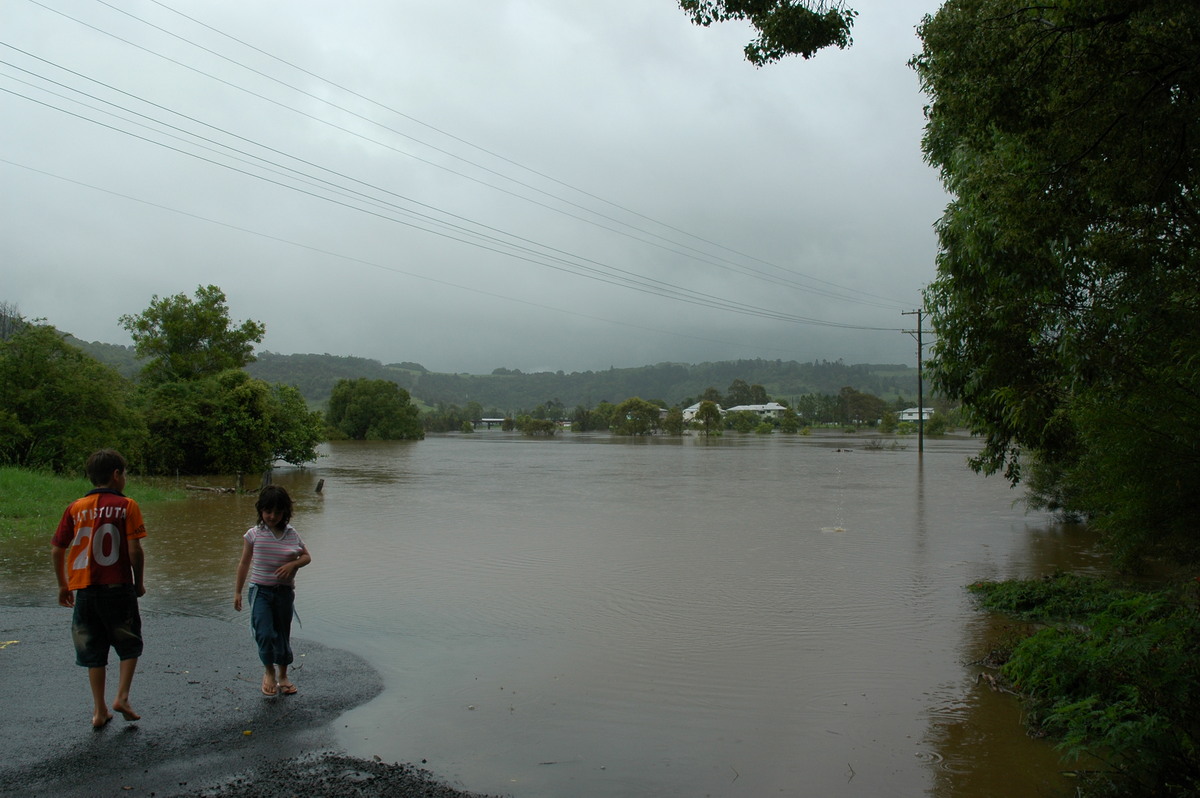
679, 0, 858, 65
120, 285, 265, 385
612, 397, 660, 436
591, 401, 617, 431
725, 379, 755, 407
695, 400, 723, 436
837, 386, 885, 428
913, 1, 1200, 562
327, 378, 423, 440
662, 406, 685, 436
726, 409, 759, 433
139, 370, 320, 475
0, 322, 144, 472
268, 383, 325, 466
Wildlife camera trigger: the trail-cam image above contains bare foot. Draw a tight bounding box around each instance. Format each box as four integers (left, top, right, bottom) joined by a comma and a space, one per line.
112, 700, 140, 722
278, 680, 297, 695
262, 674, 278, 696
93, 711, 113, 729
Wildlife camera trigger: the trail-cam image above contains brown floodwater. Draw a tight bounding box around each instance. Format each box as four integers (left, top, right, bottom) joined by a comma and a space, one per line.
3, 431, 1105, 797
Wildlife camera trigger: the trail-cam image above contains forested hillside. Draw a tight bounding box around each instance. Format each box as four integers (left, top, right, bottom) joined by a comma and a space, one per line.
59, 332, 920, 413
247, 353, 919, 413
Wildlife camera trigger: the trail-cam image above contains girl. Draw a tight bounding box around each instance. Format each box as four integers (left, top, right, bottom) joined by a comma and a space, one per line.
234, 486, 311, 696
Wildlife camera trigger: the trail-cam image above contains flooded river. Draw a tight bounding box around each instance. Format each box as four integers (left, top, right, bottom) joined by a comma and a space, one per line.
3, 431, 1102, 797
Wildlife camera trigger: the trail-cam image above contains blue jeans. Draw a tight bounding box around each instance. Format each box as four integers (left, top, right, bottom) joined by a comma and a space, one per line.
249, 584, 295, 667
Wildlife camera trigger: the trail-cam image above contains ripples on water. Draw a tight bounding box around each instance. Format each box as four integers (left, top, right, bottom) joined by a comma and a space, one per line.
3, 432, 1098, 797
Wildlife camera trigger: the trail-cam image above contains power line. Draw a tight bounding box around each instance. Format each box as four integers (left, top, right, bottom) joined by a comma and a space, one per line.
31, 0, 911, 312
0, 39, 903, 331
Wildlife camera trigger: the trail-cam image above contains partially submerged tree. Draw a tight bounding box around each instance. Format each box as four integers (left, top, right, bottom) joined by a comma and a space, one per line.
121, 286, 321, 474
612, 397, 661, 436
327, 378, 423, 440
695, 400, 723, 436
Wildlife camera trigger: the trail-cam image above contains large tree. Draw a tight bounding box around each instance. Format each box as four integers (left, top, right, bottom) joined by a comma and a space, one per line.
120, 286, 322, 474
913, 1, 1200, 562
120, 285, 265, 385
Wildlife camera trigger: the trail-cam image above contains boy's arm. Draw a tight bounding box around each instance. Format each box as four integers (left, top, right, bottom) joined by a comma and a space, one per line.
234, 540, 253, 611
128, 537, 145, 597
50, 546, 73, 608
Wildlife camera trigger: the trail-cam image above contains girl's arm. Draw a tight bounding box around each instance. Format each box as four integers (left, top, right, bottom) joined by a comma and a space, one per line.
233, 540, 253, 611
274, 547, 312, 580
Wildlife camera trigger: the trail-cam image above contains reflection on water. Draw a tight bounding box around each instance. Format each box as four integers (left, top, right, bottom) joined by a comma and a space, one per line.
1, 432, 1099, 797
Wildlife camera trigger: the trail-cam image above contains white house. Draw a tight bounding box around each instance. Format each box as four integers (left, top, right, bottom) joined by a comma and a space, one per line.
898, 407, 934, 422
725, 402, 788, 419
681, 402, 721, 422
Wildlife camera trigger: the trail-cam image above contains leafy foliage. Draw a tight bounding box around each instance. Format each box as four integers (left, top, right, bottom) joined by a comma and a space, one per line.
0, 323, 145, 472
327, 378, 423, 440
139, 371, 322, 475
120, 285, 265, 385
695, 400, 723, 436
913, 2, 1200, 563
678, 0, 858, 64
971, 574, 1200, 796
612, 397, 661, 436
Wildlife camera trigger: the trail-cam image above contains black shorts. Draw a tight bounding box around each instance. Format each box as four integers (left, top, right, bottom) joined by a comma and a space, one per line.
72, 584, 143, 668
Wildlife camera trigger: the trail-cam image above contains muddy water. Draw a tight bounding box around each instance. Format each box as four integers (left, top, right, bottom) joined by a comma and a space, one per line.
3, 432, 1103, 797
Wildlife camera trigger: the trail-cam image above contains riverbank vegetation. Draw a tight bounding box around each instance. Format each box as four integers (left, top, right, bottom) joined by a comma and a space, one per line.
971, 574, 1200, 796
911, 2, 1200, 795
0, 467, 183, 540
0, 288, 323, 477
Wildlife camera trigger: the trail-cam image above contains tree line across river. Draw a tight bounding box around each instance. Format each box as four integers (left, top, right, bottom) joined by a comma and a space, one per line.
0, 288, 937, 477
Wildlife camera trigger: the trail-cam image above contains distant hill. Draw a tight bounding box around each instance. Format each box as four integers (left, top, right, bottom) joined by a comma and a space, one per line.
25, 320, 923, 414
246, 353, 921, 414
64, 336, 141, 379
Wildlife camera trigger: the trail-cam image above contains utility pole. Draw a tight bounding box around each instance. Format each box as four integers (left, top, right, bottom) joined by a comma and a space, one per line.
902, 309, 926, 455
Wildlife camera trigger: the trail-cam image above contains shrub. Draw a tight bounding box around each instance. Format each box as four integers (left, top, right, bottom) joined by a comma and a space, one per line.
971, 574, 1200, 796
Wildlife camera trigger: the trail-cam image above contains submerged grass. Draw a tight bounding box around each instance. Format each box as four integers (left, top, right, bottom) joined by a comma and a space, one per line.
0, 467, 184, 540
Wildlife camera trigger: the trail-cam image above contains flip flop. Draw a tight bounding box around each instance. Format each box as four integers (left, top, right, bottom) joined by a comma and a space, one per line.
278, 682, 298, 695
262, 682, 278, 697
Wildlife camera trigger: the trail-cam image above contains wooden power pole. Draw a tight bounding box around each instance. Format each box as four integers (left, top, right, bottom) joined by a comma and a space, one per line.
902, 309, 926, 455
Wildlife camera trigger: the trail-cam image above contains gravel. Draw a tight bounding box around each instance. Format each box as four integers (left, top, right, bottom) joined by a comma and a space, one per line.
0, 605, 505, 798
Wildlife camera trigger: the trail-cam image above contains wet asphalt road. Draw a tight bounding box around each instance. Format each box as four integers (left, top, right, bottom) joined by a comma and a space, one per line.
0, 606, 504, 798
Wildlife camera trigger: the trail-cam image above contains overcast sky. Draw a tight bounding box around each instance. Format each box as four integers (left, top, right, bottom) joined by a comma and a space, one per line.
3, 0, 947, 374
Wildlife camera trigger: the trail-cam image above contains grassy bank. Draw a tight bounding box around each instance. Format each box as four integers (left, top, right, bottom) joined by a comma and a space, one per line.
0, 467, 184, 540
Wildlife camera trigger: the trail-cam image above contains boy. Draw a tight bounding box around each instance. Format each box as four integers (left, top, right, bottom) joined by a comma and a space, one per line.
51, 449, 147, 728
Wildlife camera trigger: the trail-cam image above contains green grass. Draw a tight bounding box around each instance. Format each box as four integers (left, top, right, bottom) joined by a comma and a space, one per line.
0, 467, 184, 540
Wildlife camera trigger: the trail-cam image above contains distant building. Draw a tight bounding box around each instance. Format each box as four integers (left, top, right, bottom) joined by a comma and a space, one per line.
724, 402, 788, 419
681, 402, 722, 422
897, 407, 934, 422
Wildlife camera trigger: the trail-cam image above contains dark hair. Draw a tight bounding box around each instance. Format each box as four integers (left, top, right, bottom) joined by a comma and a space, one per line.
85, 449, 126, 487
255, 485, 293, 527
